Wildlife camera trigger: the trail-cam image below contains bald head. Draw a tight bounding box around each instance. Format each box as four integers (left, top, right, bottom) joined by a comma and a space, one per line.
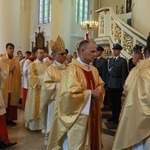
78, 40, 89, 52
77, 40, 97, 64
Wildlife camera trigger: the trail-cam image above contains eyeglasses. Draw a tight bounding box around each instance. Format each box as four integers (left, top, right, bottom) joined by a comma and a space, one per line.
57, 52, 67, 56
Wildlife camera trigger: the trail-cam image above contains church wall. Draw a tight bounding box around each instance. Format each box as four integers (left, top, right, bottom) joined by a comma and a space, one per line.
29, 0, 51, 53
29, 0, 38, 36
50, 0, 72, 53
100, 0, 149, 37
0, 0, 20, 55
70, 0, 84, 54
34, 0, 72, 54
69, 0, 99, 55
100, 0, 125, 14
132, 0, 150, 36
29, 0, 101, 55
93, 0, 100, 39
20, 0, 31, 54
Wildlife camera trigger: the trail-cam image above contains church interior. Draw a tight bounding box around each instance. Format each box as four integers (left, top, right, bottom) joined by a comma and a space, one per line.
0, 0, 150, 150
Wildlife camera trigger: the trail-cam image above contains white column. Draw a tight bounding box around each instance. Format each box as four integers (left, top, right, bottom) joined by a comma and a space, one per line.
19, 0, 31, 54
0, 0, 20, 54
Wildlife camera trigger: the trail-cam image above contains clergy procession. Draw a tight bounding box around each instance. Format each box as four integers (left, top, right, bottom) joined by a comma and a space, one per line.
0, 35, 150, 150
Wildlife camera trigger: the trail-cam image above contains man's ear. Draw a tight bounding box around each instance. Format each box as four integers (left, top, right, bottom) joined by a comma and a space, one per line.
53, 53, 56, 58
81, 48, 84, 53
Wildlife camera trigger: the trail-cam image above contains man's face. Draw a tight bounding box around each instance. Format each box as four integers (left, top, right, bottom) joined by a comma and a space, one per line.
82, 42, 97, 64
54, 50, 67, 64
6, 45, 14, 56
17, 51, 22, 56
36, 49, 45, 61
113, 49, 121, 57
18, 54, 23, 61
25, 53, 31, 59
132, 57, 138, 65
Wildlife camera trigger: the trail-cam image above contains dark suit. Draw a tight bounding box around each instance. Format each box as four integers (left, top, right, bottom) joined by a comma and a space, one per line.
106, 56, 128, 122
128, 58, 135, 71
93, 57, 107, 83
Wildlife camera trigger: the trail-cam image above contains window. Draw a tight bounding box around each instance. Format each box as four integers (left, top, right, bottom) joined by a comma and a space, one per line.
76, 0, 89, 23
38, 0, 51, 24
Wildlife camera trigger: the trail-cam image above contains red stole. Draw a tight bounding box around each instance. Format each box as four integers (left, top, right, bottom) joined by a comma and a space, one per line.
0, 115, 10, 144
6, 93, 17, 121
8, 54, 13, 59
28, 57, 34, 62
48, 56, 53, 60
23, 88, 28, 110
81, 69, 101, 150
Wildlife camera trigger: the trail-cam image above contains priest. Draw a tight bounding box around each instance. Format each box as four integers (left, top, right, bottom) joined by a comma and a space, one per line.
25, 48, 47, 131
0, 60, 17, 148
47, 40, 105, 150
0, 43, 21, 125
112, 47, 150, 150
40, 36, 68, 145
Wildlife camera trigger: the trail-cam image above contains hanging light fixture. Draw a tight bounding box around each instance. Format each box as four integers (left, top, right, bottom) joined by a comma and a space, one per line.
80, 10, 98, 40
80, 20, 98, 31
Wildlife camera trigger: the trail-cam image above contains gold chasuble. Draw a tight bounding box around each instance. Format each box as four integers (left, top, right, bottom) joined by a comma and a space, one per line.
40, 61, 68, 145
112, 60, 150, 150
0, 53, 21, 107
47, 59, 105, 150
40, 61, 68, 112
121, 64, 139, 106
25, 59, 47, 130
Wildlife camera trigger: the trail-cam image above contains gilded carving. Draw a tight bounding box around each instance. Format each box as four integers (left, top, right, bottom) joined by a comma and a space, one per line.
111, 17, 114, 35
123, 31, 133, 54
99, 15, 104, 34
114, 25, 121, 44
111, 17, 121, 44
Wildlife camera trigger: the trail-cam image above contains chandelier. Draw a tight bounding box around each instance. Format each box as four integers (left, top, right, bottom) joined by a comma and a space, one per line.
80, 10, 98, 32
80, 20, 98, 31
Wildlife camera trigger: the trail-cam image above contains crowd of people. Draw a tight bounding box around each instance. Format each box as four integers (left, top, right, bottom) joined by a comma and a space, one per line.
0, 34, 149, 150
